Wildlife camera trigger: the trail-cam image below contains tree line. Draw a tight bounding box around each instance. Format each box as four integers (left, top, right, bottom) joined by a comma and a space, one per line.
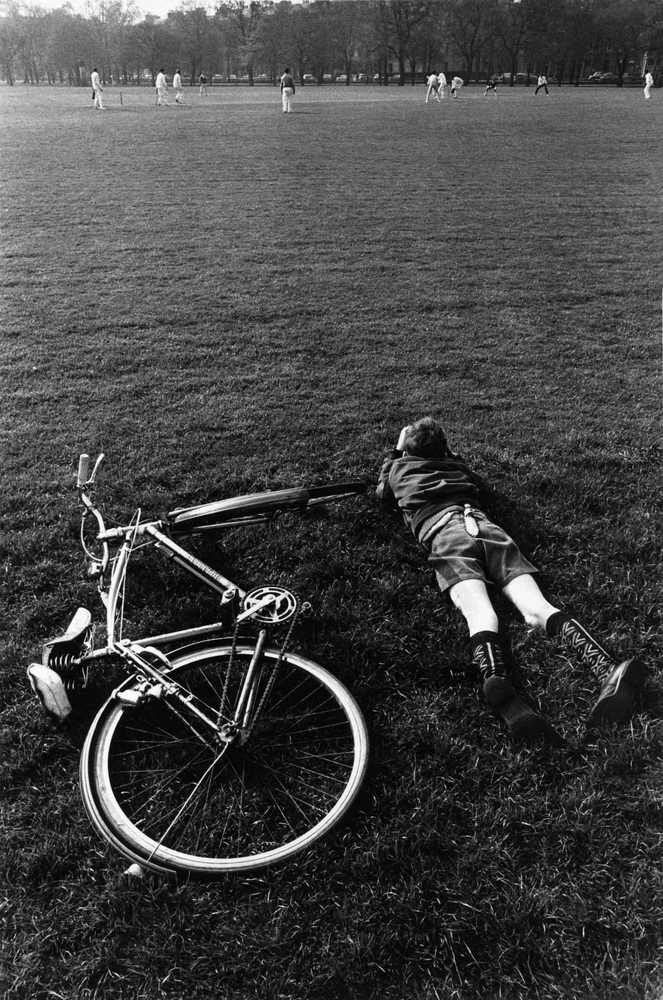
0, 0, 660, 89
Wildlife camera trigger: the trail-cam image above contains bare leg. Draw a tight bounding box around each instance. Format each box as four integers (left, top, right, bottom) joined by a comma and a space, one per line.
501, 574, 559, 630
448, 579, 499, 635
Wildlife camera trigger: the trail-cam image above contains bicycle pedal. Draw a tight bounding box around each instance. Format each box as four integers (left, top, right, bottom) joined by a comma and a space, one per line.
27, 663, 73, 720
115, 682, 163, 707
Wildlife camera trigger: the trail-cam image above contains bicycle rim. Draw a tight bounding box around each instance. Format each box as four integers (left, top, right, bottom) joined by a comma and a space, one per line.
80, 642, 368, 875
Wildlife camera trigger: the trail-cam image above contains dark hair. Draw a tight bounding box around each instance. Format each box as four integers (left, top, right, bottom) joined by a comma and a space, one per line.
403, 417, 448, 458
284, 67, 290, 74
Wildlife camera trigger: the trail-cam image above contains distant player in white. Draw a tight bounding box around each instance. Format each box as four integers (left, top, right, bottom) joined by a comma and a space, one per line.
534, 74, 549, 95
155, 69, 169, 106
450, 76, 463, 98
173, 68, 184, 104
643, 70, 654, 99
438, 72, 447, 98
280, 68, 295, 112
199, 73, 208, 96
425, 73, 440, 103
90, 68, 104, 110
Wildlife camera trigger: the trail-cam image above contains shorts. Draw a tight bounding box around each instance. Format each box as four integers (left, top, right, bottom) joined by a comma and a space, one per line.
427, 512, 538, 594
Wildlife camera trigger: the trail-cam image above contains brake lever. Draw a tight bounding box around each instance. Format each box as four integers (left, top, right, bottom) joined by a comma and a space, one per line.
89, 453, 105, 485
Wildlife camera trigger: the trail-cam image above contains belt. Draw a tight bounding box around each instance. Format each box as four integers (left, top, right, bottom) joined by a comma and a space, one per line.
419, 504, 484, 544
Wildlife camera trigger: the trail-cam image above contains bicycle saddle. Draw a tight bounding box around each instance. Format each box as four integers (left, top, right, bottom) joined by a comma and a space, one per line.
167, 488, 309, 532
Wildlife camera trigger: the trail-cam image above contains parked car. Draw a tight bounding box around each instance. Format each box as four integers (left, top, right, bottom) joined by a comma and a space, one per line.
322, 73, 333, 82
303, 73, 315, 82
357, 73, 367, 82
335, 74, 347, 82
587, 71, 618, 82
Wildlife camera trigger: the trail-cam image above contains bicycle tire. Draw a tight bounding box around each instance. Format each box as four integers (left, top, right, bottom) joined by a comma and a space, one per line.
305, 480, 369, 508
80, 641, 368, 876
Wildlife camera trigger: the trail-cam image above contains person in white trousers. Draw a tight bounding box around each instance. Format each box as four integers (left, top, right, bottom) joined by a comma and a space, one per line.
91, 68, 104, 110
425, 73, 440, 103
450, 76, 463, 98
643, 70, 654, 99
438, 71, 447, 98
155, 69, 169, 106
280, 68, 295, 112
173, 68, 184, 104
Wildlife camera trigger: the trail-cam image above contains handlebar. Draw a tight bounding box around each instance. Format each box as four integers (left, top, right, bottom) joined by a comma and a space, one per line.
77, 452, 105, 489
77, 452, 110, 571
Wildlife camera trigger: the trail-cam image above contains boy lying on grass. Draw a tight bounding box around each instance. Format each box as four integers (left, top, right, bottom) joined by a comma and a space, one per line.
377, 416, 647, 743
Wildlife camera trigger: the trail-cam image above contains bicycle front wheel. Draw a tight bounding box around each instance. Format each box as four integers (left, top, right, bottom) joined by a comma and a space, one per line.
80, 641, 368, 876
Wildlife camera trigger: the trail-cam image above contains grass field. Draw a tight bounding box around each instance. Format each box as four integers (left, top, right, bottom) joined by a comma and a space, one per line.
1, 83, 662, 1000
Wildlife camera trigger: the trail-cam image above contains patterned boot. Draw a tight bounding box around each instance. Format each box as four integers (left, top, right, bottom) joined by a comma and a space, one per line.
471, 632, 561, 744
546, 612, 647, 724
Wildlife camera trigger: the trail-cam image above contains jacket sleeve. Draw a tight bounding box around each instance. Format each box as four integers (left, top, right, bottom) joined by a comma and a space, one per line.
375, 449, 400, 506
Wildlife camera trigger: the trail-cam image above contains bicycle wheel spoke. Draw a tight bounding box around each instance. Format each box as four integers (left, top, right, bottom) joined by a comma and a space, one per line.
112, 747, 210, 826
84, 643, 367, 873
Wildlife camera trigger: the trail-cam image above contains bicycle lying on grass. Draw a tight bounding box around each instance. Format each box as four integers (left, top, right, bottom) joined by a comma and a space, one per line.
28, 454, 369, 877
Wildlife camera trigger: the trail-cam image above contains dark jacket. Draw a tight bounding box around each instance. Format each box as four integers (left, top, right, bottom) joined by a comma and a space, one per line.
377, 449, 487, 542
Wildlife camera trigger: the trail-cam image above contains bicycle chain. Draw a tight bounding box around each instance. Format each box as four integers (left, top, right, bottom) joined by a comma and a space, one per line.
220, 604, 241, 719
243, 597, 310, 742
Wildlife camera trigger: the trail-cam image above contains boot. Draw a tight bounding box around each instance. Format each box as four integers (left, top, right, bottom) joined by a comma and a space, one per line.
471, 633, 515, 708
547, 613, 647, 723
589, 658, 647, 724
471, 633, 561, 744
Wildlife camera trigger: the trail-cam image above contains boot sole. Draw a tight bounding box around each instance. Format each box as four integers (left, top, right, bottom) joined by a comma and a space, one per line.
589, 658, 647, 724
499, 695, 564, 746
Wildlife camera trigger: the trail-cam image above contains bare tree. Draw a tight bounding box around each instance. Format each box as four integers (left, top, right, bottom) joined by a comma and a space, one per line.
444, 0, 498, 81
493, 0, 527, 83
225, 0, 262, 84
374, 0, 434, 85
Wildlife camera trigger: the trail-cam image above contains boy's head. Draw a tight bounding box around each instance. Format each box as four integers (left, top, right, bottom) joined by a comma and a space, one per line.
401, 417, 448, 458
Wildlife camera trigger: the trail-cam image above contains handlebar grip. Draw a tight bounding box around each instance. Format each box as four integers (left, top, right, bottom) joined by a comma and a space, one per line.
77, 454, 90, 487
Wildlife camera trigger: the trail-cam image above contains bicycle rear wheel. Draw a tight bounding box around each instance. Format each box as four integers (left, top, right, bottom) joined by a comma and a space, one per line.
80, 641, 368, 876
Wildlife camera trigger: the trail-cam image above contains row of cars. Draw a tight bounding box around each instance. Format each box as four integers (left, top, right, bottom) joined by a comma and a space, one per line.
210, 72, 371, 83
499, 71, 640, 84
302, 72, 375, 83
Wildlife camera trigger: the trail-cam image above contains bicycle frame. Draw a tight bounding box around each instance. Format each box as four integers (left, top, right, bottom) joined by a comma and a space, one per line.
96, 522, 244, 648
46, 453, 345, 743
76, 523, 263, 744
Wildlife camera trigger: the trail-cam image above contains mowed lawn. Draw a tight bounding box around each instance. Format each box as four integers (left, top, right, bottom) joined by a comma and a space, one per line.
1, 84, 662, 1000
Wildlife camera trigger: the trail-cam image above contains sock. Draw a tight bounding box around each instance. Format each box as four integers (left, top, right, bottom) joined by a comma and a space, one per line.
545, 611, 614, 680
470, 631, 514, 706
